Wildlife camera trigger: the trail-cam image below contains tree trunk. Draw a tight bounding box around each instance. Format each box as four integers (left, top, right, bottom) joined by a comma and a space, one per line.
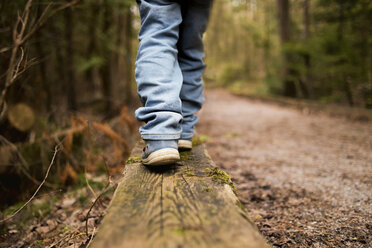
277, 0, 290, 43
124, 7, 133, 105
35, 6, 52, 111
337, 2, 353, 106
100, 0, 112, 112
277, 0, 297, 97
303, 0, 311, 98
112, 4, 124, 102
64, 7, 77, 111
86, 2, 100, 97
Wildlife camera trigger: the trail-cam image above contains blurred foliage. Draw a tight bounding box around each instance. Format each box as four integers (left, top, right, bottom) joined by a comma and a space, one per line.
0, 0, 138, 207
0, 0, 137, 116
205, 0, 372, 107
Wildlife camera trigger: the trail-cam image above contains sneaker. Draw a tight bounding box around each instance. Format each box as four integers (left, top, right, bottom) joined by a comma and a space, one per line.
142, 140, 180, 166
178, 139, 192, 150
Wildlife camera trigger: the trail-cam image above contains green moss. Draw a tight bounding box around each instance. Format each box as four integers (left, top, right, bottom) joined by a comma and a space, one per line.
62, 225, 69, 234
205, 167, 237, 192
76, 173, 106, 190
77, 173, 86, 186
172, 226, 196, 236
126, 156, 141, 164
3, 201, 25, 216
1, 227, 7, 235
223, 132, 239, 138
79, 193, 88, 204
180, 151, 191, 161
183, 168, 207, 179
32, 197, 58, 218
236, 200, 246, 212
35, 240, 44, 246
192, 135, 210, 146
2, 197, 58, 226
94, 181, 105, 190
87, 180, 105, 190
183, 168, 195, 177
173, 227, 186, 236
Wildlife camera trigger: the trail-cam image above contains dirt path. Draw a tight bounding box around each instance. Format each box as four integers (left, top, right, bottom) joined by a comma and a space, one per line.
198, 89, 372, 247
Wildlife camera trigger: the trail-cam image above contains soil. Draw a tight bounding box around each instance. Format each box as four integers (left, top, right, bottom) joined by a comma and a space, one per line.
197, 89, 372, 247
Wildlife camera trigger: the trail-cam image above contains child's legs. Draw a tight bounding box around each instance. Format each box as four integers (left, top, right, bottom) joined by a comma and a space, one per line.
178, 0, 213, 140
135, 0, 183, 140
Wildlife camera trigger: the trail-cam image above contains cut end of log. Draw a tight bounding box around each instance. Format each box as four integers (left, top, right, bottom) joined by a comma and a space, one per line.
7, 103, 35, 132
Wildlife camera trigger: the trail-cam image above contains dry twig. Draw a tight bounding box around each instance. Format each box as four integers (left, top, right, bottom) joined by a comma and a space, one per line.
0, 0, 81, 119
0, 144, 60, 223
86, 227, 97, 248
0, 135, 56, 188
85, 158, 112, 237
85, 165, 98, 199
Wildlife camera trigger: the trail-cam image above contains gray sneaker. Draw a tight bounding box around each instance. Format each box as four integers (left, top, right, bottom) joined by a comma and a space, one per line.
142, 140, 180, 166
178, 139, 192, 150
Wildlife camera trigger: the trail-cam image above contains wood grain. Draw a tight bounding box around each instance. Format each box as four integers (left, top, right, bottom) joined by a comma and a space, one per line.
91, 141, 268, 248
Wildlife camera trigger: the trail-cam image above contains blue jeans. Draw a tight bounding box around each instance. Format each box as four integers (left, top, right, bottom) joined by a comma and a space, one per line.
135, 0, 213, 140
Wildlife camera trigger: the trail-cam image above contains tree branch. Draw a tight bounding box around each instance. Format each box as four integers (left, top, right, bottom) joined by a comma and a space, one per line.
0, 0, 81, 120
0, 145, 60, 223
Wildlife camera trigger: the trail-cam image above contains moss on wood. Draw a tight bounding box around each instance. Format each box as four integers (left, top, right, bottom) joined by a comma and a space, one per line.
205, 167, 237, 192
183, 168, 196, 177
236, 200, 246, 212
192, 135, 210, 146
180, 151, 192, 161
126, 156, 141, 164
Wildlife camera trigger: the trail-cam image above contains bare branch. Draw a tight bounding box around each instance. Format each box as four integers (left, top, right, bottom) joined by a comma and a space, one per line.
0, 135, 57, 188
12, 12, 21, 41
12, 56, 39, 82
22, 0, 81, 44
11, 47, 24, 82
17, 0, 33, 43
0, 0, 81, 119
86, 227, 97, 248
85, 165, 98, 199
85, 158, 112, 237
0, 145, 60, 223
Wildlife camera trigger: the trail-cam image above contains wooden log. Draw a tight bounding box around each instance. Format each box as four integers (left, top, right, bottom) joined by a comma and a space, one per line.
91, 140, 268, 248
7, 103, 35, 132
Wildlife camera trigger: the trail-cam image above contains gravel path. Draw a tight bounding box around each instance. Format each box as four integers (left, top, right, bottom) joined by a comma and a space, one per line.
198, 89, 372, 247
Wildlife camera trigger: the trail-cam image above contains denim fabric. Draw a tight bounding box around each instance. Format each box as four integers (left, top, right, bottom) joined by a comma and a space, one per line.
135, 0, 213, 140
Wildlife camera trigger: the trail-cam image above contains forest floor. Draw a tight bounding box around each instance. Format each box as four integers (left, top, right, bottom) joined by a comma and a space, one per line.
0, 109, 139, 248
198, 89, 372, 247
1, 88, 371, 248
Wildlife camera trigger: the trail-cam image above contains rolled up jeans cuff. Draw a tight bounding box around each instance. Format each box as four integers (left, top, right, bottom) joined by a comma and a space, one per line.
141, 132, 182, 140
180, 132, 193, 140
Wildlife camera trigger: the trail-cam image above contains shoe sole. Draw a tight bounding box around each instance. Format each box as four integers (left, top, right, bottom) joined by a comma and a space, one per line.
178, 140, 192, 150
142, 148, 180, 166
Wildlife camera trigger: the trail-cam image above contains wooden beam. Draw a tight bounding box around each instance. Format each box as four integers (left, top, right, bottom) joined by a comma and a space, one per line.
91, 140, 268, 248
